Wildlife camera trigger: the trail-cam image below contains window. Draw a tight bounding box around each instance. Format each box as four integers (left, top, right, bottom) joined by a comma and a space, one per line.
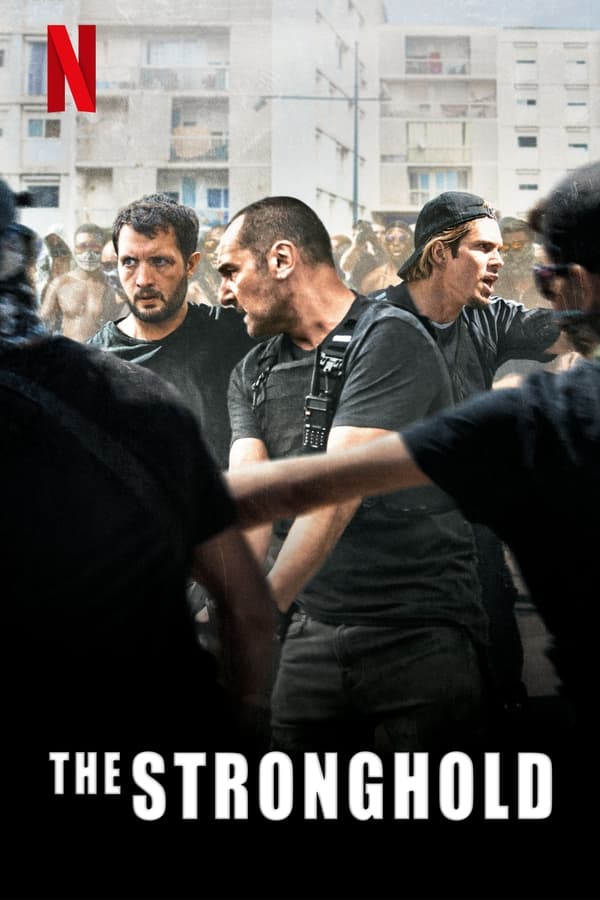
407, 121, 470, 163
515, 58, 537, 80
566, 59, 588, 82
27, 118, 61, 138
27, 42, 47, 95
207, 188, 229, 209
566, 101, 588, 122
147, 40, 204, 66
519, 184, 538, 191
181, 175, 196, 208
518, 135, 537, 148
515, 93, 537, 122
26, 184, 59, 207
567, 140, 589, 165
408, 169, 468, 205
0, 49, 5, 67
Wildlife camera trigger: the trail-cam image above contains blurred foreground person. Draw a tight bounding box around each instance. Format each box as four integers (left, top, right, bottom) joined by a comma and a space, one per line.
0, 179, 274, 898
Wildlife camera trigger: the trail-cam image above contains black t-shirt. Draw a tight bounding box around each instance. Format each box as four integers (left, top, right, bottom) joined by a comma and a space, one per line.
375, 282, 559, 401
0, 334, 236, 748
89, 303, 255, 467
229, 298, 487, 641
403, 358, 599, 701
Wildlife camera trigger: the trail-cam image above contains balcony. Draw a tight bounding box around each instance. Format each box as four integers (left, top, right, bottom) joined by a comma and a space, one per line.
381, 101, 496, 120
170, 128, 229, 162
407, 146, 472, 163
405, 55, 470, 76
140, 65, 229, 91
96, 65, 229, 93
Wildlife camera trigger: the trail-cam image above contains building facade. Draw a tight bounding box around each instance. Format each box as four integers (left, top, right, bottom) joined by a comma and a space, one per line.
0, 0, 385, 240
0, 5, 598, 241
374, 24, 600, 225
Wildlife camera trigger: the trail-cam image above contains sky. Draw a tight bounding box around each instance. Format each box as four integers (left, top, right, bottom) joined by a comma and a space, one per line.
384, 0, 600, 29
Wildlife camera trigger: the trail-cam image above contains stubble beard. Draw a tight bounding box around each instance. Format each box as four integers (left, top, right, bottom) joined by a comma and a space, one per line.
465, 295, 490, 311
127, 275, 188, 324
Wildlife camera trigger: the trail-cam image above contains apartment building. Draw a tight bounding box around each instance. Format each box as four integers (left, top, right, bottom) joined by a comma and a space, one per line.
497, 27, 600, 218
1, 5, 598, 240
0, 0, 385, 240
374, 24, 600, 225
376, 25, 499, 225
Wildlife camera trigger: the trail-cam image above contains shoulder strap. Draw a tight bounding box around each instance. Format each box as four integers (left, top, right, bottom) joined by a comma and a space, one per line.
302, 296, 369, 453
250, 334, 285, 409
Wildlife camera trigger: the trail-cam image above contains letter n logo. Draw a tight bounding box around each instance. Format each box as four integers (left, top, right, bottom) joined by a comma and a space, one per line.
47, 25, 96, 113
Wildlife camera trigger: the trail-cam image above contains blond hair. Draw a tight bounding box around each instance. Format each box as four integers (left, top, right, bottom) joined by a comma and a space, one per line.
402, 221, 472, 282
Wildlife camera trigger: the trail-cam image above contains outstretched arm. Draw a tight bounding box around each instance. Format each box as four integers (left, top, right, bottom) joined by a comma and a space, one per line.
226, 431, 429, 532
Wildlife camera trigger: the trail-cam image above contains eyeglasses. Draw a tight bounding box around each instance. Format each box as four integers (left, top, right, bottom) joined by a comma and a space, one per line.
385, 234, 410, 243
532, 263, 571, 300
500, 240, 529, 253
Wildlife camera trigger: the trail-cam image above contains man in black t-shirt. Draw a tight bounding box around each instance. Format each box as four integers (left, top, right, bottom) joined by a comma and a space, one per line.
89, 194, 254, 469
371, 191, 566, 724
221, 196, 488, 753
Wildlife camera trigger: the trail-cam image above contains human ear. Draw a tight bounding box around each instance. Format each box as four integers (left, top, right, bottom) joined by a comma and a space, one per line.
187, 251, 201, 276
268, 240, 295, 280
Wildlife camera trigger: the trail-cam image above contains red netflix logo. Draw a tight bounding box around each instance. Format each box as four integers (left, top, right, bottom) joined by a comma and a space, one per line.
47, 25, 96, 113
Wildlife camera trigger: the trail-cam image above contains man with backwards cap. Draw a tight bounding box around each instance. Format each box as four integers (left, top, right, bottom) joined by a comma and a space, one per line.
372, 191, 561, 400
371, 191, 565, 734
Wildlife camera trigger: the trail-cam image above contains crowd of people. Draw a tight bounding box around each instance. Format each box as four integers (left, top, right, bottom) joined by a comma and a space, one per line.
2, 163, 599, 898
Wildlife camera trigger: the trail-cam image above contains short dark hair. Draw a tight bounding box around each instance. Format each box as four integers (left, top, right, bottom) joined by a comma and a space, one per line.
228, 196, 335, 269
528, 161, 600, 273
74, 223, 105, 245
112, 195, 199, 261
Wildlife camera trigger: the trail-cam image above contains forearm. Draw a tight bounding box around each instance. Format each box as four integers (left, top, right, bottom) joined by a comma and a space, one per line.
228, 433, 430, 530
243, 522, 273, 565
228, 436, 273, 563
267, 497, 362, 612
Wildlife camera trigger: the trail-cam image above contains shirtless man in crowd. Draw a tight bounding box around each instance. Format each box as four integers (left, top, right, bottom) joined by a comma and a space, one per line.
40, 222, 122, 341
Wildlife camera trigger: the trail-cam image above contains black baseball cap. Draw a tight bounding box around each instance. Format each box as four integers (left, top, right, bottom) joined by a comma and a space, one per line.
398, 191, 496, 278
